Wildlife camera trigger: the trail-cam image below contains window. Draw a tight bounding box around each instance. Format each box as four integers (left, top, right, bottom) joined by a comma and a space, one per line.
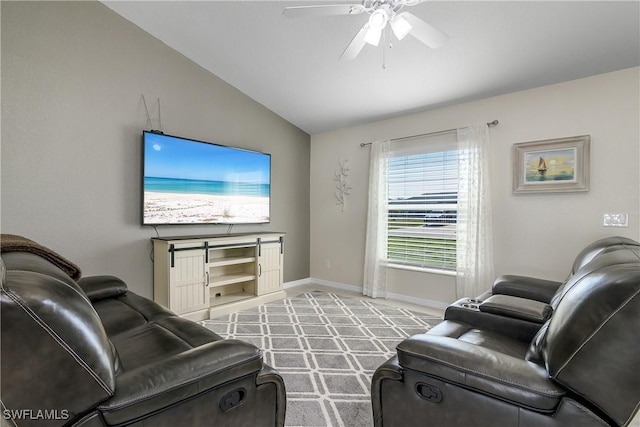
386, 133, 458, 271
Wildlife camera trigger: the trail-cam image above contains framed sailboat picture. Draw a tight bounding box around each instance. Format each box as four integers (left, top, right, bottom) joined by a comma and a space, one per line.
513, 135, 590, 193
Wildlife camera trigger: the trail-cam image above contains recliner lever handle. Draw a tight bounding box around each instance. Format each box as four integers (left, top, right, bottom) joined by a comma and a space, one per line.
220, 387, 246, 412
416, 382, 443, 403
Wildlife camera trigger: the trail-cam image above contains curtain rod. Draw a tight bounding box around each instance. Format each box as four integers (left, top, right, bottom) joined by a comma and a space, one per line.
359, 120, 499, 147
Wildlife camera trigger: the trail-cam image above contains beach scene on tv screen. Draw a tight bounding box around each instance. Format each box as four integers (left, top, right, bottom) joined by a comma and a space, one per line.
143, 133, 270, 224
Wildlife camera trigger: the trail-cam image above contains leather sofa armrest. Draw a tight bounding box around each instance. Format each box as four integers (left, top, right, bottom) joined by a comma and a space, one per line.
371, 356, 403, 427
492, 275, 562, 303
98, 339, 264, 425
78, 275, 128, 301
396, 334, 565, 411
444, 300, 541, 343
479, 295, 552, 323
256, 365, 287, 427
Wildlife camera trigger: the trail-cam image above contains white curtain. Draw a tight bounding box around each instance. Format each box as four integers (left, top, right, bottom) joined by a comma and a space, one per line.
363, 140, 391, 298
456, 124, 495, 298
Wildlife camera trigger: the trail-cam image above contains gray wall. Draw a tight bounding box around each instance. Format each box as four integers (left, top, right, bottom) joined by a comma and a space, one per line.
1, 1, 311, 298
310, 68, 640, 307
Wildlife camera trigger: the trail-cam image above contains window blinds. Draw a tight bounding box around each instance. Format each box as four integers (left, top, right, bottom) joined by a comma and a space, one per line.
386, 131, 458, 271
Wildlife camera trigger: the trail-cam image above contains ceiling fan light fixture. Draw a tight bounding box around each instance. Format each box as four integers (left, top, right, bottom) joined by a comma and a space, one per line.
390, 14, 412, 40
282, 1, 447, 60
364, 27, 383, 46
364, 8, 388, 46
368, 8, 389, 30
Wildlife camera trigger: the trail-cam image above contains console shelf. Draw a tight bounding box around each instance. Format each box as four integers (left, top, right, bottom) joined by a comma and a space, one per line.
210, 290, 254, 307
210, 273, 256, 287
152, 232, 285, 321
209, 256, 256, 268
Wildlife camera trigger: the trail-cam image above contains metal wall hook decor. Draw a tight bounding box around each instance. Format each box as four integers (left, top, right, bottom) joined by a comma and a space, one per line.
142, 94, 163, 133
334, 158, 352, 212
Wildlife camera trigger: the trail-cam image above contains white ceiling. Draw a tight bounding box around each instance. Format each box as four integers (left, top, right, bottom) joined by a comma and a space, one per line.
103, 1, 640, 135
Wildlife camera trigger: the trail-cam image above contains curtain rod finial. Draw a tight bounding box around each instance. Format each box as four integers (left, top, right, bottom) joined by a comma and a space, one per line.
487, 120, 499, 127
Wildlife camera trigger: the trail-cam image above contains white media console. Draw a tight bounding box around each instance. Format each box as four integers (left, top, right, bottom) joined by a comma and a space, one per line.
152, 232, 285, 320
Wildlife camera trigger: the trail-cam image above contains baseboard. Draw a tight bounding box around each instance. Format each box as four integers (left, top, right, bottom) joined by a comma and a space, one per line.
284, 277, 362, 293
285, 277, 449, 312
283, 277, 313, 289
385, 291, 449, 312
308, 277, 363, 294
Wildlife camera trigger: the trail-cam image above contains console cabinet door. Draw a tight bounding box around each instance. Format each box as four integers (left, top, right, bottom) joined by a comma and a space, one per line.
257, 242, 283, 296
169, 249, 209, 315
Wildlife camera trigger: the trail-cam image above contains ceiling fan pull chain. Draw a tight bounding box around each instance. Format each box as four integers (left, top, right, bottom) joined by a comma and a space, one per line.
382, 29, 387, 69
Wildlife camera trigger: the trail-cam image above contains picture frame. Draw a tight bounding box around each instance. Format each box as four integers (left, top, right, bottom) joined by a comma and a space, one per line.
513, 135, 590, 194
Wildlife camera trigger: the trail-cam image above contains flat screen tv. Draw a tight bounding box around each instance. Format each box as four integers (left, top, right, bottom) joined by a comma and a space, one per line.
142, 131, 271, 225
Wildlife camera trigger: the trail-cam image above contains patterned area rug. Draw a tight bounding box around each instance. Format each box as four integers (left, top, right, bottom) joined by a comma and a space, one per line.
203, 291, 442, 427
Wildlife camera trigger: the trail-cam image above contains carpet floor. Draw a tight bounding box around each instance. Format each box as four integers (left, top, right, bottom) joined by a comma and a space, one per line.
202, 291, 442, 427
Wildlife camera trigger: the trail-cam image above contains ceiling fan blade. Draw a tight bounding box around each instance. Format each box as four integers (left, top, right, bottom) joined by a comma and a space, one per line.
339, 23, 370, 60
283, 4, 365, 18
402, 0, 428, 5
402, 12, 448, 49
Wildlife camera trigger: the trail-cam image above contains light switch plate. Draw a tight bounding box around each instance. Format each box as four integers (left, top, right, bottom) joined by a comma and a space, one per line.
603, 213, 628, 227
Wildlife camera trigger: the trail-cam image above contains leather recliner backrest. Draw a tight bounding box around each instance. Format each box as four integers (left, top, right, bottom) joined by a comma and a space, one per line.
541, 245, 640, 426
569, 236, 640, 275
1, 253, 117, 426
548, 236, 640, 310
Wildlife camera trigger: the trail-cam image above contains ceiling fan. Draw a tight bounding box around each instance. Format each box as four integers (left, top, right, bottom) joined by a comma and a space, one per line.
283, 0, 448, 60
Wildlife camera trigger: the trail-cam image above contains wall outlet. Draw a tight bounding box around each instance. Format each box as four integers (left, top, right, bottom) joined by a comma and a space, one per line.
325, 259, 331, 269
603, 213, 628, 227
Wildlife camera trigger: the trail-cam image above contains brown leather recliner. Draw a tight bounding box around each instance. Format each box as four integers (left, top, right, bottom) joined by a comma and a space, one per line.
372, 238, 640, 426
0, 238, 286, 427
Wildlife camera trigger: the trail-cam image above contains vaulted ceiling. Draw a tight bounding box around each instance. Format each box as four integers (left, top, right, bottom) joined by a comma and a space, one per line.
103, 1, 640, 134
